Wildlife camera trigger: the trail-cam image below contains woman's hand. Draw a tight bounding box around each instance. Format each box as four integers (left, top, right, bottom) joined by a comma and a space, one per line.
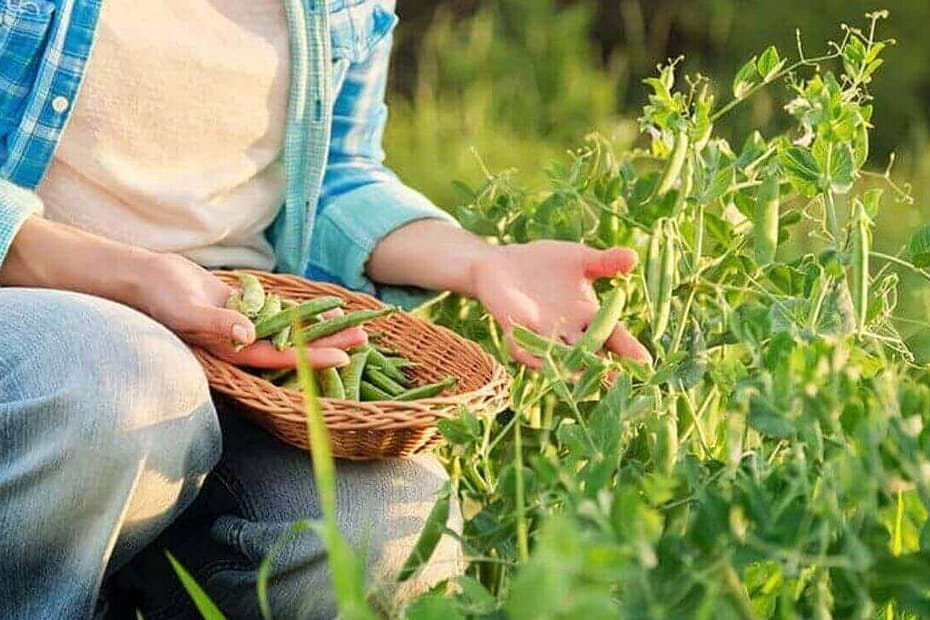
469, 241, 652, 369
136, 254, 364, 369
368, 220, 651, 369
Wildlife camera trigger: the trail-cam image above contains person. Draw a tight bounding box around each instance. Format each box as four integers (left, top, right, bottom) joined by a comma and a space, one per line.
0, 0, 651, 617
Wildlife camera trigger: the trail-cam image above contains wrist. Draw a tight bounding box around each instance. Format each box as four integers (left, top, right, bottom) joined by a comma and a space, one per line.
464, 242, 507, 299
102, 246, 162, 310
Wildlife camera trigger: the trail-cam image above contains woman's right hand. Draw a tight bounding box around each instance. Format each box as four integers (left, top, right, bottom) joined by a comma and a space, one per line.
135, 253, 364, 369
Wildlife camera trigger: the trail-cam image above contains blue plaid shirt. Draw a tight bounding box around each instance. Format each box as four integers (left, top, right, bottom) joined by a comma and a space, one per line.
0, 0, 454, 305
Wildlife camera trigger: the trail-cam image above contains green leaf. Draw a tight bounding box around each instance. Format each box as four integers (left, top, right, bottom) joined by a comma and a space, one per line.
701, 165, 735, 203
736, 130, 767, 169
405, 593, 466, 620
674, 321, 708, 390
779, 146, 821, 196
909, 225, 930, 268
165, 552, 227, 620
456, 575, 498, 614
862, 188, 883, 218
748, 396, 795, 438
733, 56, 759, 99
828, 143, 856, 193
756, 46, 785, 81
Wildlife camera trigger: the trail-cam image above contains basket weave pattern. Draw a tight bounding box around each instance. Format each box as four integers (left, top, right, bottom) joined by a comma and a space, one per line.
193, 271, 511, 460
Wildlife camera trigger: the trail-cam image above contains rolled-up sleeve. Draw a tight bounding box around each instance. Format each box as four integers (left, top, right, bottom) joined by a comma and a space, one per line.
0, 178, 43, 272
308, 22, 457, 308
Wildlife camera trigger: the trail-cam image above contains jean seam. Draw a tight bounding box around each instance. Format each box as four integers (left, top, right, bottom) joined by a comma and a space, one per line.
211, 461, 262, 523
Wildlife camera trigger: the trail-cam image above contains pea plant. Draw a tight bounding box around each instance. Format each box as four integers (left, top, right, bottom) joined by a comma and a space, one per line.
411, 12, 930, 619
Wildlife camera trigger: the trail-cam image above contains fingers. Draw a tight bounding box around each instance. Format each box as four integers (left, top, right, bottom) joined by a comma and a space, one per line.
187, 306, 256, 347
307, 326, 368, 350
505, 329, 544, 370
211, 340, 351, 369
582, 246, 638, 280
319, 307, 344, 320
605, 324, 653, 366
562, 327, 585, 346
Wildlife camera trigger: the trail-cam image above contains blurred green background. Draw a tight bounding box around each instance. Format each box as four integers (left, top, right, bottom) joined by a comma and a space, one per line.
382, 0, 930, 350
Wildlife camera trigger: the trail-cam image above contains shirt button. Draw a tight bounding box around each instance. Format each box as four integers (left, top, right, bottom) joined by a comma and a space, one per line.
3, 13, 15, 27
51, 96, 70, 113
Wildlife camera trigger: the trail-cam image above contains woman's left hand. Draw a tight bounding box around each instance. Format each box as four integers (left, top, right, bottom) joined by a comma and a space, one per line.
469, 240, 652, 369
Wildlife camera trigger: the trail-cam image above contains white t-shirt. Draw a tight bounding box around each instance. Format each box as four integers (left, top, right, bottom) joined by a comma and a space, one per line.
38, 0, 289, 270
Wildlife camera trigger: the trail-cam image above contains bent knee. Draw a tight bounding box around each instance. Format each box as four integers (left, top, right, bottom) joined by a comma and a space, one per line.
221, 455, 463, 618
348, 456, 464, 600
0, 289, 221, 470
311, 456, 463, 609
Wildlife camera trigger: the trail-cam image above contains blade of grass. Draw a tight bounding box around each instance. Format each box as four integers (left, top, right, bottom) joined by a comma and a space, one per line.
290, 317, 376, 620
256, 520, 314, 620
165, 551, 227, 620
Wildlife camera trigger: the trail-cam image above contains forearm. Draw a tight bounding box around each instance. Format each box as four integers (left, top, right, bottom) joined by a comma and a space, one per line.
0, 216, 153, 306
366, 220, 499, 297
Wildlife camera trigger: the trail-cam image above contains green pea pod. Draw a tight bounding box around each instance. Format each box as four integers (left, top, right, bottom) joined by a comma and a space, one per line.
512, 325, 559, 358
672, 156, 695, 214
851, 200, 871, 330
339, 349, 370, 401
225, 290, 244, 313
237, 273, 266, 317
650, 408, 678, 476
280, 372, 302, 390
511, 325, 601, 367
360, 381, 392, 401
397, 485, 451, 583
363, 367, 406, 396
654, 130, 690, 197
318, 367, 346, 399
578, 286, 626, 353
271, 326, 292, 351
384, 357, 417, 369
652, 221, 677, 343
261, 367, 293, 384
394, 376, 458, 401
302, 307, 398, 342
645, 222, 665, 319
753, 174, 780, 265
255, 294, 282, 325
366, 346, 409, 385
254, 297, 343, 339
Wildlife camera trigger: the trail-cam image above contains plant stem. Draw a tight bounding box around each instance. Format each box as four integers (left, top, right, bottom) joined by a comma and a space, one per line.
711, 53, 841, 122
824, 190, 840, 243
513, 417, 530, 563
871, 251, 930, 284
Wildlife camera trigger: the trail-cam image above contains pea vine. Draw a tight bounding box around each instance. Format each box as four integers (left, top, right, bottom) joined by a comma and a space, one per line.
412, 12, 930, 620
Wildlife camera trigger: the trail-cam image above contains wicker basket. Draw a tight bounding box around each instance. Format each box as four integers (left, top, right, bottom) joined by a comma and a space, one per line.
192, 270, 511, 460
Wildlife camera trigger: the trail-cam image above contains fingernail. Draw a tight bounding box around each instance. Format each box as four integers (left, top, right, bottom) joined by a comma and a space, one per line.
232, 323, 250, 345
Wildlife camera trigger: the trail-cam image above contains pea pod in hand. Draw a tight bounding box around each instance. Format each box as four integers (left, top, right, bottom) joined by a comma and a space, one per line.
237, 273, 266, 318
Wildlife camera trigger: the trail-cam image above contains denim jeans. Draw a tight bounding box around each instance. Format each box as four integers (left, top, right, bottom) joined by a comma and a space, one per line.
0, 288, 463, 619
